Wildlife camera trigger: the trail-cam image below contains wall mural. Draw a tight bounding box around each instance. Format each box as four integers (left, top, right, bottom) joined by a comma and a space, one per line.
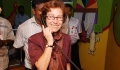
76, 0, 98, 9
73, 0, 98, 55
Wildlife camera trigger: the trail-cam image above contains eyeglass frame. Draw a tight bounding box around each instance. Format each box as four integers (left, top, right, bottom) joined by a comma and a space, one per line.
46, 15, 64, 21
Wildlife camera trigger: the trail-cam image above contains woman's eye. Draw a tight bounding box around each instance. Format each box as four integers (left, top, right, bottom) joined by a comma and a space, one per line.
50, 16, 54, 18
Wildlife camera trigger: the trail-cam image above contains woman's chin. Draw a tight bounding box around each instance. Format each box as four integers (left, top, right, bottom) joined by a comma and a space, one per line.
52, 30, 59, 33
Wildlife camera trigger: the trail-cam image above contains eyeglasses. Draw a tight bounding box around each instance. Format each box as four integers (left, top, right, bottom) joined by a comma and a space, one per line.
46, 16, 63, 21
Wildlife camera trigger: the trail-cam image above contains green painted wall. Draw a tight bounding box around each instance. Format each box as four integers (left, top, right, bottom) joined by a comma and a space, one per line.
0, 0, 2, 7
73, 0, 77, 9
113, 0, 120, 46
97, 0, 113, 28
2, 0, 31, 18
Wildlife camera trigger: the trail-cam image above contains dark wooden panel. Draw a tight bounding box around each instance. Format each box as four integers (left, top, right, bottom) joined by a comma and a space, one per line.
74, 8, 98, 12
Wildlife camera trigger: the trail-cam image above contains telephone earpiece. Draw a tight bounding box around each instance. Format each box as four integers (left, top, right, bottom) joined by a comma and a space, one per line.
40, 15, 47, 28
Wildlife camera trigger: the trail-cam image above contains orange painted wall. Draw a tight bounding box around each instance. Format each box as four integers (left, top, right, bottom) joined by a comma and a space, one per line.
104, 22, 120, 70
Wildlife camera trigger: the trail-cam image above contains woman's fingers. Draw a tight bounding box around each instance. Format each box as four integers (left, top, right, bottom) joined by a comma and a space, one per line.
42, 25, 45, 31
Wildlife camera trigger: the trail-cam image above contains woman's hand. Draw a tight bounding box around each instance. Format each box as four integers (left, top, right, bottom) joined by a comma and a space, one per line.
42, 25, 54, 45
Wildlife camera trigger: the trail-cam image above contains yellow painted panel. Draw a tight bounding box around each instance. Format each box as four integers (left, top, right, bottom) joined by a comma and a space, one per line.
78, 29, 109, 70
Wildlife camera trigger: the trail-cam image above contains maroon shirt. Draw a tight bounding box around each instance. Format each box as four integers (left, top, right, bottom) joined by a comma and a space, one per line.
28, 32, 71, 69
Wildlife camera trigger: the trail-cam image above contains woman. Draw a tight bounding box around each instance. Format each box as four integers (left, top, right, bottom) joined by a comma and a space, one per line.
28, 0, 71, 70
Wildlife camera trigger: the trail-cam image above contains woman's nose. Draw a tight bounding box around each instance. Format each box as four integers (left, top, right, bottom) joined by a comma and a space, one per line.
54, 18, 58, 23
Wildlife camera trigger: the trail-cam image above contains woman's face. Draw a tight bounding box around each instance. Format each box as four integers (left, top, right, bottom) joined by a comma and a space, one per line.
46, 8, 63, 32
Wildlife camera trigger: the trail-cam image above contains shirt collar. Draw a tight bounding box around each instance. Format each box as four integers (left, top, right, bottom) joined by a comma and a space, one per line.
31, 16, 36, 23
31, 16, 40, 26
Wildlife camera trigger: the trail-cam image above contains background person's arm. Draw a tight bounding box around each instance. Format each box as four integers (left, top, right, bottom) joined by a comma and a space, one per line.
0, 39, 14, 47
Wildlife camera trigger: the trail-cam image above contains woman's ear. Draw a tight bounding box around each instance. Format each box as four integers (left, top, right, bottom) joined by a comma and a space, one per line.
32, 8, 35, 14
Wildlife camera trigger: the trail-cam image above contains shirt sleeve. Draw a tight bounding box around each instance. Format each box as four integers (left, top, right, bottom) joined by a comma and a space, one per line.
28, 37, 43, 66
13, 25, 25, 48
6, 20, 15, 40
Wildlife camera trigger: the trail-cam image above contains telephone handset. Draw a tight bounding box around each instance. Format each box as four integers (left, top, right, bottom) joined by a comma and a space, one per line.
40, 15, 55, 37
40, 15, 47, 28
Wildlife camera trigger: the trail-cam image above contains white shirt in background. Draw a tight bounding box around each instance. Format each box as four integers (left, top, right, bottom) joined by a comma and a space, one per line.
61, 16, 69, 34
69, 17, 82, 44
13, 16, 42, 69
0, 17, 15, 69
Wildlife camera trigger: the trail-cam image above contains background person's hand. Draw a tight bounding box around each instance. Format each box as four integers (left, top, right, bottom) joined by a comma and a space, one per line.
0, 40, 4, 47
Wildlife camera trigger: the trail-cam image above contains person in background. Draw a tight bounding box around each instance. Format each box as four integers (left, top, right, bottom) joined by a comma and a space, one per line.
14, 5, 29, 31
0, 7, 3, 17
0, 7, 15, 70
28, 0, 71, 70
13, 0, 49, 70
61, 13, 69, 34
65, 4, 83, 70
